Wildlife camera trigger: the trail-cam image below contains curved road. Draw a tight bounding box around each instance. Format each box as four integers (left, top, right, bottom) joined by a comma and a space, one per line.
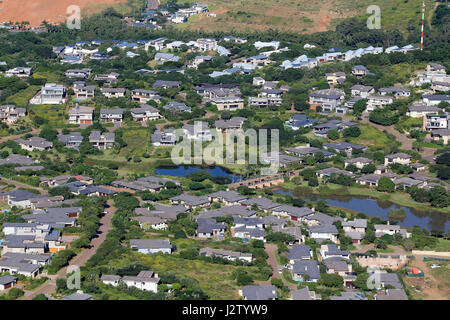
22, 199, 117, 300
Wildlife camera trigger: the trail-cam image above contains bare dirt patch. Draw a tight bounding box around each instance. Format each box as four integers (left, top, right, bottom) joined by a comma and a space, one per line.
0, 0, 127, 26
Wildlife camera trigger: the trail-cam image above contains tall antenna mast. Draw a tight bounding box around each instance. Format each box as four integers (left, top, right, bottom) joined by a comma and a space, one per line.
420, 1, 425, 51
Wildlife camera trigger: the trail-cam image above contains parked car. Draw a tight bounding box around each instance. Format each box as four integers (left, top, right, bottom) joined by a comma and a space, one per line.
430, 263, 441, 269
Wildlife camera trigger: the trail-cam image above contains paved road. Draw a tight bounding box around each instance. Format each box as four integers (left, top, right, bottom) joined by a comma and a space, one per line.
22, 200, 117, 300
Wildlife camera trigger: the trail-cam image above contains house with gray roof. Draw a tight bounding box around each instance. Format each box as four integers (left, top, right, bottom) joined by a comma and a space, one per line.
0, 275, 18, 290
292, 260, 320, 282
208, 190, 247, 205
0, 154, 36, 166
214, 117, 246, 132
272, 225, 304, 243
152, 80, 180, 89
375, 288, 408, 300
199, 247, 253, 263
288, 245, 312, 263
122, 271, 160, 293
101, 275, 121, 287
100, 108, 124, 123
61, 292, 93, 300
89, 131, 115, 150
330, 292, 366, 300
196, 218, 226, 239
309, 224, 339, 243
240, 197, 280, 212
170, 193, 210, 209
320, 244, 350, 260
129, 239, 173, 254
272, 205, 314, 222
58, 131, 83, 149
241, 285, 277, 300
291, 287, 320, 300
15, 137, 53, 151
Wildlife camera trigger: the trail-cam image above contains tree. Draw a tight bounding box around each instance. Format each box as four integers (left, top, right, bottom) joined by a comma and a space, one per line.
318, 274, 343, 288
376, 177, 395, 193
361, 163, 376, 174
308, 177, 319, 187
235, 271, 253, 286
353, 99, 367, 116
343, 126, 361, 138
327, 129, 340, 141
32, 293, 47, 300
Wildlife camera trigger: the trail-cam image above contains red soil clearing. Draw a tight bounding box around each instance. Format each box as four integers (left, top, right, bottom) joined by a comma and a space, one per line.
0, 0, 127, 26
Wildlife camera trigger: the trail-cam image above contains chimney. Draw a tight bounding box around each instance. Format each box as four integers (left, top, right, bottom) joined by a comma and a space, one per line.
154, 273, 158, 278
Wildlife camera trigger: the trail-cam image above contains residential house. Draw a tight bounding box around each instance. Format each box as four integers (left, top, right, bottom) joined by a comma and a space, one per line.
100, 108, 124, 123
375, 223, 411, 238
57, 132, 83, 149
199, 247, 252, 263
214, 117, 245, 132
308, 89, 345, 112
131, 89, 161, 104
65, 68, 92, 79
344, 157, 372, 169
89, 131, 115, 150
292, 260, 320, 282
73, 82, 95, 100
129, 239, 173, 254
0, 105, 26, 124
325, 72, 346, 87
68, 106, 94, 124
100, 88, 126, 98
309, 224, 339, 243
384, 153, 412, 166
366, 94, 393, 111
208, 190, 247, 205
100, 275, 121, 287
5, 67, 32, 78
0, 275, 18, 290
152, 80, 180, 89
271, 205, 314, 222
29, 83, 66, 105
350, 84, 375, 98
196, 218, 226, 239
14, 137, 53, 151
240, 285, 277, 300
131, 104, 162, 122
378, 87, 410, 98
210, 97, 244, 111
122, 271, 160, 293
406, 104, 440, 118
151, 129, 177, 146
320, 244, 350, 261
288, 245, 312, 264
422, 94, 450, 106
162, 101, 191, 113
352, 65, 372, 77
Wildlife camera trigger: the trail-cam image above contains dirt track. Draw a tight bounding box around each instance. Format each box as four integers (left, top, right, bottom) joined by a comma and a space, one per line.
22, 200, 117, 300
0, 0, 127, 26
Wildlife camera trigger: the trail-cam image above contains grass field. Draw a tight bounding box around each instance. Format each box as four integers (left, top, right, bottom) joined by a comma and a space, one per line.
27, 104, 67, 127
100, 251, 251, 299
163, 0, 436, 34
348, 124, 400, 152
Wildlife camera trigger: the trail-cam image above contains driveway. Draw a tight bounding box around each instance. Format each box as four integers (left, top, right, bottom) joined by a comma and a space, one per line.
22, 200, 117, 300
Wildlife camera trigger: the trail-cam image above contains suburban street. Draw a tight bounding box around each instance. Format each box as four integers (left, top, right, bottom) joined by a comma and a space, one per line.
21, 200, 117, 300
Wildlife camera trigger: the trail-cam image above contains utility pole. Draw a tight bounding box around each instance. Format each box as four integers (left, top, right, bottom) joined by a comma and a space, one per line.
420, 1, 425, 51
